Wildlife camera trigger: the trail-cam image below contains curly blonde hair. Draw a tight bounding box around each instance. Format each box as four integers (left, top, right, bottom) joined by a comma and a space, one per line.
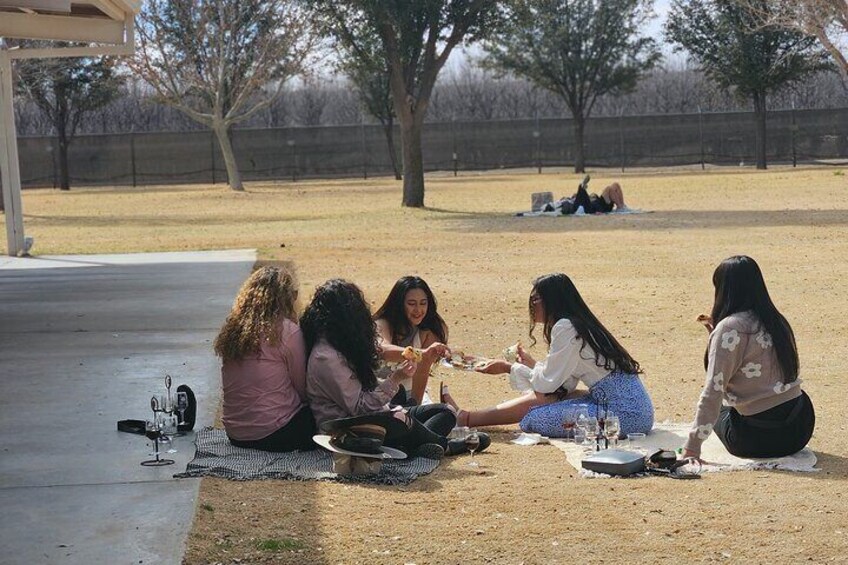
214, 265, 299, 361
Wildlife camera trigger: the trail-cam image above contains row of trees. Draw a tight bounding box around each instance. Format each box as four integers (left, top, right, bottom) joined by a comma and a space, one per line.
15, 63, 846, 135
12, 0, 848, 205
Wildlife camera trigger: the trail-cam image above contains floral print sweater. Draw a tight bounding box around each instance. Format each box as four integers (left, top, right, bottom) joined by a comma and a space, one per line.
685, 310, 802, 455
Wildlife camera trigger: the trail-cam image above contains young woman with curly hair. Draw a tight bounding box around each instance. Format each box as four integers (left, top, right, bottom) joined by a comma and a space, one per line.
214, 265, 316, 452
302, 279, 487, 456
373, 276, 450, 405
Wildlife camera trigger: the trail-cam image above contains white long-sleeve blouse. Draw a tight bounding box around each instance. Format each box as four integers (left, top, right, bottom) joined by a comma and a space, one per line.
509, 318, 611, 394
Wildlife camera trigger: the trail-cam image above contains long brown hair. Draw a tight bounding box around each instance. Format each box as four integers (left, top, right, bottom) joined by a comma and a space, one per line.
529, 273, 641, 375
213, 265, 299, 361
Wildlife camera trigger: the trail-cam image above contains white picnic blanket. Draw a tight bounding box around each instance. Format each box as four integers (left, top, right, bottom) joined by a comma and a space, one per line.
549, 422, 817, 477
517, 207, 649, 217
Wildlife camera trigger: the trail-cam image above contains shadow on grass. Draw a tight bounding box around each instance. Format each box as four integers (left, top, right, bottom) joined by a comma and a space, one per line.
24, 213, 331, 227
804, 451, 848, 481
432, 208, 848, 233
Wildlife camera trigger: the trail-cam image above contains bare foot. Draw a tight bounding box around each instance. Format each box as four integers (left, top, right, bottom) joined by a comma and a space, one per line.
441, 384, 459, 410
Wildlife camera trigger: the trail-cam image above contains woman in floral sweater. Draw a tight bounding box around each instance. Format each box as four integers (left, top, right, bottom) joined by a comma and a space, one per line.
683, 256, 815, 460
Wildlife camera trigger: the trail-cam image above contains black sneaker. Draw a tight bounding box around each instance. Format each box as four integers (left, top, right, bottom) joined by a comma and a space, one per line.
445, 432, 491, 456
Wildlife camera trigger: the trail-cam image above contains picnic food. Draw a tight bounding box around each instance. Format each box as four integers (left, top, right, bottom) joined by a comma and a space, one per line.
402, 346, 423, 363
503, 341, 522, 363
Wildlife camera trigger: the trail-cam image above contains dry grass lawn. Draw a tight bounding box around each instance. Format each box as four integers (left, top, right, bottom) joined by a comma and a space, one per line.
5, 166, 848, 564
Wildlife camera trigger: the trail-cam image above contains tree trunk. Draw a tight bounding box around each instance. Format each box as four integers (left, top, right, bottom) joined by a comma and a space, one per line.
382, 118, 402, 181
572, 115, 586, 174
753, 91, 768, 170
57, 128, 71, 191
400, 120, 425, 207
213, 121, 244, 191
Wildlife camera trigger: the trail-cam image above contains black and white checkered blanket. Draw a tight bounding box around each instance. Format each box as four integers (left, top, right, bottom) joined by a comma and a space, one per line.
174, 427, 442, 485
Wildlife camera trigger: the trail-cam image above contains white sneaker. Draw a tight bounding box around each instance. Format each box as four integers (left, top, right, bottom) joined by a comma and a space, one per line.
574, 205, 586, 216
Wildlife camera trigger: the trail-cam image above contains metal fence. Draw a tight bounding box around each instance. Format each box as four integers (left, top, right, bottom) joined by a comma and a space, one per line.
17, 107, 848, 188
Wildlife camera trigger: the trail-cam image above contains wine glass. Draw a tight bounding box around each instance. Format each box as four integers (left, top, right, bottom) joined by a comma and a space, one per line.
140, 420, 174, 466
176, 391, 189, 429
465, 429, 481, 468
159, 412, 179, 453
561, 411, 577, 441
605, 414, 620, 449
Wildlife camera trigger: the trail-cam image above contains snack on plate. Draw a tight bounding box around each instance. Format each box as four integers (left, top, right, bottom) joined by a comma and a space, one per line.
503, 341, 522, 363
402, 346, 423, 363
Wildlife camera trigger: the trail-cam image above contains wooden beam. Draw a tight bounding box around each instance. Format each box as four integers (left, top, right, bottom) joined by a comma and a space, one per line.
0, 0, 70, 12
0, 12, 125, 43
89, 0, 124, 20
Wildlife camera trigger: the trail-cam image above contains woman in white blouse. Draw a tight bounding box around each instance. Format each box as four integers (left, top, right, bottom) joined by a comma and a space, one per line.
444, 273, 654, 437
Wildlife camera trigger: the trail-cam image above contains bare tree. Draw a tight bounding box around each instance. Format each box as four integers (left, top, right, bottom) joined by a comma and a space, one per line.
738, 1, 848, 81
131, 0, 318, 190
15, 44, 122, 190
309, 1, 506, 207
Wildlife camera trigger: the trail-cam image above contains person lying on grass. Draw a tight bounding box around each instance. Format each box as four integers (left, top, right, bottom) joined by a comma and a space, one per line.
546, 176, 629, 215
682, 255, 815, 463
374, 276, 451, 405
442, 273, 654, 438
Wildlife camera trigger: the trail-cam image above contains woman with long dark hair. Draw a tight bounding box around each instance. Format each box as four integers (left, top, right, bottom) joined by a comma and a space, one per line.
214, 265, 316, 452
682, 256, 814, 460
373, 276, 450, 404
444, 273, 654, 436
302, 279, 488, 456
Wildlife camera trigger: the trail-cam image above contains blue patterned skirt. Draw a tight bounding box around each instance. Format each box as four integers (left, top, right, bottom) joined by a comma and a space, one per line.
519, 371, 654, 438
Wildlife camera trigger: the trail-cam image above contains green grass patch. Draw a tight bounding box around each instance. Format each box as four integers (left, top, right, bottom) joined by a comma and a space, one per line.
256, 538, 305, 552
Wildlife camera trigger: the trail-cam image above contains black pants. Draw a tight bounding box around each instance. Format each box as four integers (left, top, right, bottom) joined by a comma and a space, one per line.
228, 405, 317, 452
714, 391, 815, 458
574, 184, 593, 212
386, 403, 456, 453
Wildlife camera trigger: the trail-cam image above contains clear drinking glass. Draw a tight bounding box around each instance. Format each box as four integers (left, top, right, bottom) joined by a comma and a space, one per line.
561, 412, 577, 442
160, 412, 179, 453
465, 429, 481, 468
605, 415, 620, 449
176, 391, 189, 428
627, 432, 646, 454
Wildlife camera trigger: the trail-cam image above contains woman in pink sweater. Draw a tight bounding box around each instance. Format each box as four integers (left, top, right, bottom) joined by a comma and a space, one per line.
214, 266, 316, 452
683, 256, 815, 461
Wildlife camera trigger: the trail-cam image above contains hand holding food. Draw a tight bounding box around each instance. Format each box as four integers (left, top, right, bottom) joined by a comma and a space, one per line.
516, 344, 536, 368
503, 341, 522, 363
402, 346, 424, 363
696, 314, 714, 332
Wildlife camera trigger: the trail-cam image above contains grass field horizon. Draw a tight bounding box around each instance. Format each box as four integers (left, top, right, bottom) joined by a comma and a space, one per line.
4, 166, 847, 563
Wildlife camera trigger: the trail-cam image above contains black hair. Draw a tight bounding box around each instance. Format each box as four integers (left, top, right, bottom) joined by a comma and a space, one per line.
529, 273, 641, 375
373, 276, 448, 345
300, 279, 381, 391
709, 256, 799, 383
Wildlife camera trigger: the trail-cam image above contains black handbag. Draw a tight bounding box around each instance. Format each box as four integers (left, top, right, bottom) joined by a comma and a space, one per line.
581, 449, 646, 476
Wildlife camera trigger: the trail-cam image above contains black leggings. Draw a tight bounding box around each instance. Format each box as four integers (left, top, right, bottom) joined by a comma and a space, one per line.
714, 391, 815, 458
228, 405, 317, 452
386, 403, 456, 453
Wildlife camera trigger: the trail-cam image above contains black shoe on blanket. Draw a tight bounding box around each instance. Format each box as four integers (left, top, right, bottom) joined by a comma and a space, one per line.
445, 432, 491, 456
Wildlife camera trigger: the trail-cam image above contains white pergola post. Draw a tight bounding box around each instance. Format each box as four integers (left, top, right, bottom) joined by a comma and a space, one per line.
0, 46, 26, 257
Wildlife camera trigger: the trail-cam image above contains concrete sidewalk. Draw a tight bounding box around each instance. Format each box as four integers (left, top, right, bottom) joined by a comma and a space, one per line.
0, 250, 255, 564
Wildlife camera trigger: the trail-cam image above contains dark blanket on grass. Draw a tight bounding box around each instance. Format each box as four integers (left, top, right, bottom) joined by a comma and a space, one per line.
174, 427, 441, 485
